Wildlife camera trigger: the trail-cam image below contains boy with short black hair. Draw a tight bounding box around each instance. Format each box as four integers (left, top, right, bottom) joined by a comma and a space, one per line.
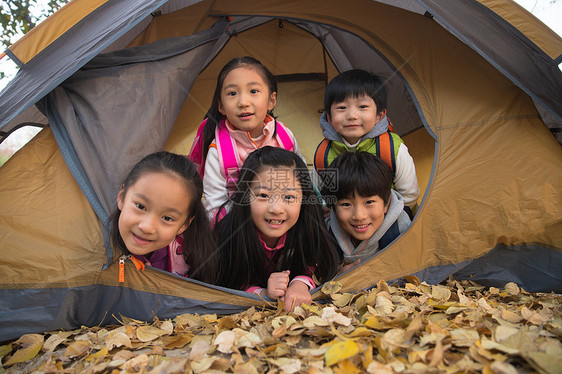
314, 69, 420, 213
323, 151, 411, 265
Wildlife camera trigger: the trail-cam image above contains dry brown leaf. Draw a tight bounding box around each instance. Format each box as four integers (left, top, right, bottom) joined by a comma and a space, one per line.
527, 351, 562, 374
332, 292, 353, 307
480, 337, 519, 354
432, 285, 452, 301
105, 331, 132, 351
321, 306, 352, 326
158, 320, 174, 335
63, 340, 92, 359
159, 333, 192, 349
136, 325, 169, 342
189, 339, 210, 361
504, 282, 520, 296
494, 326, 519, 343
3, 334, 43, 366
0, 343, 12, 358
489, 360, 518, 374
419, 332, 446, 347
123, 353, 149, 371
457, 290, 472, 304
450, 328, 479, 347
500, 309, 523, 323
303, 315, 330, 328
374, 294, 394, 316
43, 331, 72, 352
214, 330, 236, 353
2, 279, 559, 374
381, 328, 410, 351
321, 281, 343, 295
403, 275, 420, 286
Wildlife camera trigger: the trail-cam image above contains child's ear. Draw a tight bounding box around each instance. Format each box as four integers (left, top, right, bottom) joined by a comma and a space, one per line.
218, 101, 225, 115
117, 185, 125, 210
179, 216, 195, 236
378, 108, 387, 120
268, 92, 277, 111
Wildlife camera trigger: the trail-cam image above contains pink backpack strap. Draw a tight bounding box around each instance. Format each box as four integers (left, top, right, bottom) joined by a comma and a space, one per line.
188, 118, 208, 178
275, 120, 295, 151
215, 118, 240, 189
167, 235, 189, 277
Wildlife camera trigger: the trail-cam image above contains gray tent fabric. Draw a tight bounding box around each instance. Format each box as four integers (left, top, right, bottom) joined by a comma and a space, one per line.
0, 0, 169, 138
0, 274, 264, 342
41, 16, 271, 219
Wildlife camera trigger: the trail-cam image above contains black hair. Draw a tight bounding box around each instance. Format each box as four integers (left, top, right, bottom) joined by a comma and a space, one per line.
108, 151, 218, 283
200, 56, 278, 164
324, 69, 387, 116
214, 146, 340, 290
322, 151, 393, 208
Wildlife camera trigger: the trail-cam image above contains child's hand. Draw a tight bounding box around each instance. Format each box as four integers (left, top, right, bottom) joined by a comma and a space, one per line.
282, 280, 312, 312
266, 270, 290, 299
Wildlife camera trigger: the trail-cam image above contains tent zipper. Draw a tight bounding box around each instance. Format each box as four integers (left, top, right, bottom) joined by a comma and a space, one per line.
119, 255, 145, 283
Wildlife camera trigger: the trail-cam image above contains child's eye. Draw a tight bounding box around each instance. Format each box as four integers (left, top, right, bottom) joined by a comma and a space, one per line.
359, 105, 369, 109
339, 202, 352, 207
366, 200, 376, 205
250, 89, 259, 94
258, 193, 269, 199
226, 90, 237, 96
284, 194, 296, 202
336, 105, 347, 110
135, 203, 146, 210
162, 216, 175, 222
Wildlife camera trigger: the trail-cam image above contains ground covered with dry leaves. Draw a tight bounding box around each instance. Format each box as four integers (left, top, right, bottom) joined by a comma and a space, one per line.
1, 278, 561, 373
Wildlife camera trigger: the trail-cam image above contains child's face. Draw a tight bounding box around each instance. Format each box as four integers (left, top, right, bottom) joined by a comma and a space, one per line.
328, 94, 385, 144
117, 171, 191, 256
219, 66, 277, 138
334, 193, 389, 243
249, 167, 302, 248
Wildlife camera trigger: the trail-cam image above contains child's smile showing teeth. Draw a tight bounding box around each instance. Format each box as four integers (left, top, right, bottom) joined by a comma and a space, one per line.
266, 219, 285, 226
250, 167, 302, 248
335, 194, 389, 244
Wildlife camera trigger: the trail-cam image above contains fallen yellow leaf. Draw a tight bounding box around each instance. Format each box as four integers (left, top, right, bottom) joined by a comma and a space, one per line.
325, 340, 360, 366
4, 334, 43, 366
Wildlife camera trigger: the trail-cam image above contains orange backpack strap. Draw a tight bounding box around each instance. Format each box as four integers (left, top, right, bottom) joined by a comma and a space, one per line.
314, 138, 332, 171
387, 117, 396, 133
375, 131, 396, 173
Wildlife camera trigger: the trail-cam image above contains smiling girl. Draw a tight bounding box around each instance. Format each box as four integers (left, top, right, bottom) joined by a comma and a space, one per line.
214, 147, 339, 311
109, 151, 217, 282
189, 57, 302, 219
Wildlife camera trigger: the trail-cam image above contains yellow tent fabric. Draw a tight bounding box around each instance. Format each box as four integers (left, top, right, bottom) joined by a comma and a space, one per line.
8, 0, 109, 65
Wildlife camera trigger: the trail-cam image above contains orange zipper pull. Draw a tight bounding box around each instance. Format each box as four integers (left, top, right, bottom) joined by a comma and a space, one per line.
130, 256, 145, 271
119, 255, 127, 283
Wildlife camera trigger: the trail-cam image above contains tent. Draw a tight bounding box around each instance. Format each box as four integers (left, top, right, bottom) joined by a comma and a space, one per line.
1, 0, 561, 342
